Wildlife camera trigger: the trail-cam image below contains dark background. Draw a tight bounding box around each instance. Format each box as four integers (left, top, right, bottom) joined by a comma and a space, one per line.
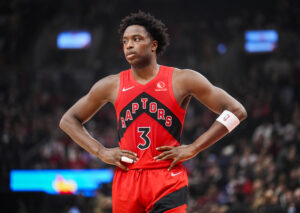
0, 0, 299, 212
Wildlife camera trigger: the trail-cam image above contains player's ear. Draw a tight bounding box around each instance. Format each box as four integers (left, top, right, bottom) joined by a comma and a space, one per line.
151, 40, 158, 52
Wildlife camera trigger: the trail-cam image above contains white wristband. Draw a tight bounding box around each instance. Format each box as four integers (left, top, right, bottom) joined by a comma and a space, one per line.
121, 156, 134, 164
216, 110, 240, 132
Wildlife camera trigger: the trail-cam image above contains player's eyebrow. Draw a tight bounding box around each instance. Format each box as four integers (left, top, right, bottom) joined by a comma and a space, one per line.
122, 34, 144, 39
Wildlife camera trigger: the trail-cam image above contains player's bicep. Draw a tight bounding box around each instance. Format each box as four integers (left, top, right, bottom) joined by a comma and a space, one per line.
69, 92, 108, 124
195, 86, 240, 114
186, 70, 240, 114
65, 76, 116, 124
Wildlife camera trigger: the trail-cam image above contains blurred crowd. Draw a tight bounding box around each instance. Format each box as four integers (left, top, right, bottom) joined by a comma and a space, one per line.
0, 0, 299, 212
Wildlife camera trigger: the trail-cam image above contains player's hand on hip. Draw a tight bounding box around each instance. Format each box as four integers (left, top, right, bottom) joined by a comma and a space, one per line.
99, 147, 138, 171
154, 145, 196, 171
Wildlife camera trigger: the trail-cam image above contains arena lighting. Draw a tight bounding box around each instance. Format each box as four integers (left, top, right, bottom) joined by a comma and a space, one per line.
245, 30, 278, 53
217, 43, 227, 54
57, 31, 91, 49
10, 169, 113, 197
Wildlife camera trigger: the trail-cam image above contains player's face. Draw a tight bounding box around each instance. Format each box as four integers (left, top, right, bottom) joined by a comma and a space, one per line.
122, 25, 157, 67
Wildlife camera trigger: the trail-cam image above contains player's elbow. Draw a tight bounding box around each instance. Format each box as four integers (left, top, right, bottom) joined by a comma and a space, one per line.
59, 114, 67, 131
59, 112, 82, 132
59, 113, 71, 132
234, 105, 247, 122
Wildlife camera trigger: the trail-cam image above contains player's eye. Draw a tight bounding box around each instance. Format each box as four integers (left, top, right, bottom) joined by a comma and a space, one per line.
122, 39, 128, 44
134, 37, 140, 42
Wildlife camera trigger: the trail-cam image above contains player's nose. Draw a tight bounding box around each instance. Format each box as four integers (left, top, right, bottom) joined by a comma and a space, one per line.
125, 39, 134, 49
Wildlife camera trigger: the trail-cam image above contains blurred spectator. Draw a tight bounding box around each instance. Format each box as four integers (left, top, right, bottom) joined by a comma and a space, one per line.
260, 189, 285, 213
227, 192, 251, 213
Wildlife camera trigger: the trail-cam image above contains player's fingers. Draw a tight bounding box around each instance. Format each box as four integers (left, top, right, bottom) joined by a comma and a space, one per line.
120, 156, 136, 163
115, 162, 129, 171
156, 146, 172, 151
120, 153, 139, 162
154, 151, 172, 160
121, 149, 138, 157
157, 153, 174, 161
168, 159, 179, 171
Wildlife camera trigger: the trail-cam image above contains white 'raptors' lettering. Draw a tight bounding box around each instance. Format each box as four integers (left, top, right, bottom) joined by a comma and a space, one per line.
141, 98, 148, 109
165, 116, 172, 126
121, 117, 126, 128
157, 109, 165, 120
125, 110, 133, 121
132, 103, 139, 114
120, 98, 173, 128
149, 102, 157, 113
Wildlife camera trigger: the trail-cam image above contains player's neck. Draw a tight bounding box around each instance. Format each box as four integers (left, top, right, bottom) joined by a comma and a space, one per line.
131, 61, 159, 82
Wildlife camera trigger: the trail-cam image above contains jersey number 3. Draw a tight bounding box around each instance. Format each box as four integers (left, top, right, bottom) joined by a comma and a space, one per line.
137, 127, 151, 150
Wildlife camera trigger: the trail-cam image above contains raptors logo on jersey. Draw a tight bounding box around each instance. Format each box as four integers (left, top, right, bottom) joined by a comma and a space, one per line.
114, 65, 187, 169
120, 95, 173, 129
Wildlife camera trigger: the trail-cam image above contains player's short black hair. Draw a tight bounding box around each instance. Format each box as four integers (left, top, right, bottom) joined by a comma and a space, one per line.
118, 11, 170, 56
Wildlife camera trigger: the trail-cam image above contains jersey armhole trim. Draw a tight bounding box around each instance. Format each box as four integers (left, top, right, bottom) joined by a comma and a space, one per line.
114, 71, 124, 112
168, 68, 186, 114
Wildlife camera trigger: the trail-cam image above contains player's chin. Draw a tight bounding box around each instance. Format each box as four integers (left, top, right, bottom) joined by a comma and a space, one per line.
126, 58, 140, 66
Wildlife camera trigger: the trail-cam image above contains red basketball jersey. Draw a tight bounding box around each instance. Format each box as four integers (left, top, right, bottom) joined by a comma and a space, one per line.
114, 65, 187, 169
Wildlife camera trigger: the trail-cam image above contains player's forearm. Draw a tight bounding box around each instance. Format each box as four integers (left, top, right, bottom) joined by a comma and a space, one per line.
190, 122, 229, 155
191, 105, 247, 155
59, 114, 105, 157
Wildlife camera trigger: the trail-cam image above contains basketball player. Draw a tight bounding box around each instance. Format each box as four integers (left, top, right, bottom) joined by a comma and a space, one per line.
59, 11, 247, 213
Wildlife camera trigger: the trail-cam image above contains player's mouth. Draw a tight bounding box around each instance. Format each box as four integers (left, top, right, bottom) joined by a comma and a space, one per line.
126, 52, 137, 59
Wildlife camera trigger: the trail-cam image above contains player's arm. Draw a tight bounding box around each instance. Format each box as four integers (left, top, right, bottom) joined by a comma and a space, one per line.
155, 69, 247, 170
184, 69, 247, 119
59, 75, 138, 170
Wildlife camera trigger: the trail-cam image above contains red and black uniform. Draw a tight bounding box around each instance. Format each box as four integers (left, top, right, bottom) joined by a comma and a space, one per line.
113, 65, 188, 213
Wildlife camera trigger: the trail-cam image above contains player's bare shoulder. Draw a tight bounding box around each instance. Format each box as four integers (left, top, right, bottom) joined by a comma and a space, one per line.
173, 68, 203, 92
173, 68, 202, 81
172, 68, 213, 96
89, 73, 120, 104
